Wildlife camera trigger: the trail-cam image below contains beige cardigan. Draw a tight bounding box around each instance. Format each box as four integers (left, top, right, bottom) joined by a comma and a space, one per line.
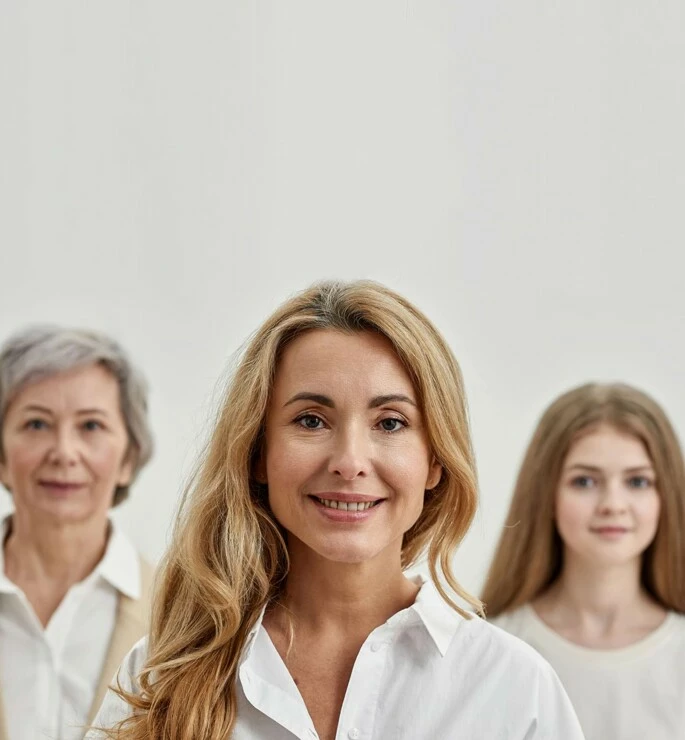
0, 558, 154, 740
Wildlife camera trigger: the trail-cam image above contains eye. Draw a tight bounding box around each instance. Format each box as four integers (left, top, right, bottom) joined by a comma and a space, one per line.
25, 418, 48, 431
295, 414, 326, 430
627, 475, 654, 490
82, 419, 104, 432
378, 417, 407, 433
571, 475, 596, 489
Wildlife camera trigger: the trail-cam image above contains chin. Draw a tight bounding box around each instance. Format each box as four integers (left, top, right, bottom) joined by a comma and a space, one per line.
586, 548, 644, 567
316, 546, 380, 564
37, 501, 100, 525
301, 535, 387, 565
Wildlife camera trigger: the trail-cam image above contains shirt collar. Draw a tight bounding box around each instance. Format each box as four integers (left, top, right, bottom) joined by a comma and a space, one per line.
408, 576, 465, 657
0, 517, 16, 594
97, 521, 141, 599
0, 515, 140, 600
241, 575, 465, 663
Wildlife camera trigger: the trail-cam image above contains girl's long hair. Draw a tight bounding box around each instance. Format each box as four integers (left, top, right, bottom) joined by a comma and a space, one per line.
481, 382, 685, 618
104, 280, 481, 739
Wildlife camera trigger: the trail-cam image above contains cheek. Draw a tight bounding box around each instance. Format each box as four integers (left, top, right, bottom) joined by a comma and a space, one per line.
636, 493, 661, 532
264, 442, 320, 516
379, 447, 432, 504
555, 495, 591, 539
2, 441, 44, 478
265, 442, 317, 484
88, 439, 130, 479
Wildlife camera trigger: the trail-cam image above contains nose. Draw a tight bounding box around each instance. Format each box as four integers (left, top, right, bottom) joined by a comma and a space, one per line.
597, 479, 628, 515
327, 425, 371, 481
47, 427, 80, 467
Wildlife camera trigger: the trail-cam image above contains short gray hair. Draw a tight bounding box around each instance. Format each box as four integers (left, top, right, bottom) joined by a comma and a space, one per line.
0, 325, 154, 506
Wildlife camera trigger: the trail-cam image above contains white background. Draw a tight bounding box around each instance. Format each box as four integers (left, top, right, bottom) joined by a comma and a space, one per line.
1, 1, 684, 597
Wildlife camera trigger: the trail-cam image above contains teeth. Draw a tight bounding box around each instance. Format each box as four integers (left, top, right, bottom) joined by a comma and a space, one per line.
317, 498, 376, 511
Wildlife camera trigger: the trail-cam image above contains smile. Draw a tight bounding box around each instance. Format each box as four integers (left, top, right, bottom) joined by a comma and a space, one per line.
314, 497, 380, 511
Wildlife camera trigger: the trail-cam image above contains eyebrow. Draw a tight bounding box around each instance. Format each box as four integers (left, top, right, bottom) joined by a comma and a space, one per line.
20, 405, 109, 416
284, 392, 417, 409
20, 404, 54, 415
565, 464, 655, 474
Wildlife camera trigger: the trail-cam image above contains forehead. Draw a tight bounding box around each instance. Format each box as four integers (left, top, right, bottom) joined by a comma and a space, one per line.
565, 424, 652, 468
272, 329, 415, 398
6, 363, 121, 414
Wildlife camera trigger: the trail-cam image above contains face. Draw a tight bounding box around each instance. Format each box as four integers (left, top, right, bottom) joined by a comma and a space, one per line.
0, 364, 133, 527
555, 424, 661, 569
261, 329, 442, 566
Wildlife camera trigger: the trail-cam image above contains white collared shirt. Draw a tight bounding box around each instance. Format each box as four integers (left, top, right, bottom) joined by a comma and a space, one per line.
0, 517, 141, 740
90, 579, 585, 739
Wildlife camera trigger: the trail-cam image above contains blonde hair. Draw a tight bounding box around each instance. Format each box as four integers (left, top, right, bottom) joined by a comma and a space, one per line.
106, 280, 480, 739
482, 382, 685, 618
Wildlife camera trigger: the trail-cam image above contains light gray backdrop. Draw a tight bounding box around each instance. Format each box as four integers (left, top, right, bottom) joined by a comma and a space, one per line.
1, 1, 684, 596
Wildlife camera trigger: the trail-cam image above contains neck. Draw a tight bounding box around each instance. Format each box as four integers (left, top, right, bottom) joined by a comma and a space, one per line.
539, 553, 656, 630
277, 541, 418, 637
4, 509, 109, 588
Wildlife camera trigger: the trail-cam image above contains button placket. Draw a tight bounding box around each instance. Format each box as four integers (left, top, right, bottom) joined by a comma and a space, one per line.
336, 625, 393, 740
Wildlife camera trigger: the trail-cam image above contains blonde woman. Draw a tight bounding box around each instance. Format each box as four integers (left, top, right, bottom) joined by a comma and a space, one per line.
483, 383, 685, 740
90, 281, 583, 740
0, 326, 154, 740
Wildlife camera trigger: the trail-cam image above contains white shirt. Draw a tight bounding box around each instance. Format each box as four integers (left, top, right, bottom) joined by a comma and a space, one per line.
492, 604, 685, 740
90, 579, 584, 739
0, 517, 141, 740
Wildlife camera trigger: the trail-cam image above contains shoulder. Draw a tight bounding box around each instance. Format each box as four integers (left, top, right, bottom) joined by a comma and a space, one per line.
659, 611, 685, 649
459, 609, 553, 675
86, 637, 149, 737
444, 615, 584, 735
487, 604, 530, 635
138, 557, 155, 600
118, 634, 149, 680
668, 611, 685, 629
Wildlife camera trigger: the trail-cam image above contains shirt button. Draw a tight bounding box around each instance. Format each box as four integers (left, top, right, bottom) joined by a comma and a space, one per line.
370, 641, 383, 652
348, 729, 361, 740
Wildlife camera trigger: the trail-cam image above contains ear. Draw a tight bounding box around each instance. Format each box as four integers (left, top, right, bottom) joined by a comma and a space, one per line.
426, 458, 443, 491
0, 458, 9, 492
252, 442, 269, 486
116, 448, 135, 487
253, 451, 268, 485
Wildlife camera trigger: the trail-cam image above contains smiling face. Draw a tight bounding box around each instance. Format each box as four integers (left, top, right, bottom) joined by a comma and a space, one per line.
555, 424, 661, 569
261, 329, 442, 567
0, 364, 133, 527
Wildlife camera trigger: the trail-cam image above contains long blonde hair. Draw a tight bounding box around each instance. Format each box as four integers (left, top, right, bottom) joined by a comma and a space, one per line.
482, 382, 685, 618
107, 280, 480, 739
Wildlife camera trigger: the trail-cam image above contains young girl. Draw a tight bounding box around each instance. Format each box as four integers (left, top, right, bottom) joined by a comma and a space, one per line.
89, 281, 582, 739
483, 382, 685, 740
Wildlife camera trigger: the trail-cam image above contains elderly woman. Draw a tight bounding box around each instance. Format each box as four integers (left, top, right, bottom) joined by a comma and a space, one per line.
0, 326, 154, 740
90, 281, 583, 740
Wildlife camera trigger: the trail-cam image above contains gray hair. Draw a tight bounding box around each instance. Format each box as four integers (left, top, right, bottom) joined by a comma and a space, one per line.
0, 325, 154, 506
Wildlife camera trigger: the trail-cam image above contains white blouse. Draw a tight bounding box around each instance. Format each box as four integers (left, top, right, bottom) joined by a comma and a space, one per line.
492, 604, 685, 740
89, 579, 584, 739
0, 518, 141, 740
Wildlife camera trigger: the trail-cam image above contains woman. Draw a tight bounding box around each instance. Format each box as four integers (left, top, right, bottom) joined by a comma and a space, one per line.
483, 383, 685, 740
90, 281, 583, 740
0, 326, 155, 740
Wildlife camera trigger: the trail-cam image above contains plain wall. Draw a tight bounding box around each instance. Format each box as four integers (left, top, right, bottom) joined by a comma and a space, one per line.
1, 1, 684, 596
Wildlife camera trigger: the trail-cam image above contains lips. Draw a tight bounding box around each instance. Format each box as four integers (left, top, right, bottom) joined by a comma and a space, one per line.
591, 526, 630, 535
309, 492, 383, 503
314, 497, 379, 512
39, 480, 86, 490
308, 492, 385, 520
